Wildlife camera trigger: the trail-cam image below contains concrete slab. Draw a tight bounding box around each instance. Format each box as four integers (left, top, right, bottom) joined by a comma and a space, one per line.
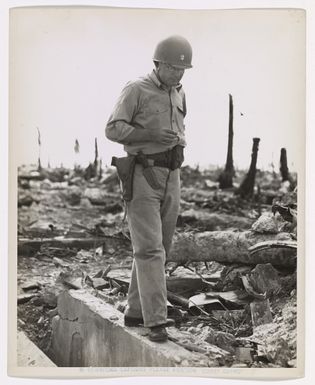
17, 331, 56, 367
51, 289, 209, 367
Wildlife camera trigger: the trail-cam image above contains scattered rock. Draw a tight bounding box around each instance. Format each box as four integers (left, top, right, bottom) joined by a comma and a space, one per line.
204, 179, 219, 190
18, 193, 34, 207
218, 265, 252, 291
265, 337, 291, 366
83, 188, 107, 205
251, 212, 279, 234
205, 329, 237, 354
279, 180, 291, 195
247, 263, 282, 297
235, 347, 253, 363
62, 186, 82, 206
287, 359, 297, 367
207, 359, 220, 367
231, 363, 248, 368
80, 198, 93, 209
68, 176, 84, 186
173, 355, 182, 364
53, 257, 70, 268
40, 179, 53, 189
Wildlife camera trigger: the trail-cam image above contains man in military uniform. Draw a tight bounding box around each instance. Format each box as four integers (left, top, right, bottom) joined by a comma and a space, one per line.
105, 36, 193, 342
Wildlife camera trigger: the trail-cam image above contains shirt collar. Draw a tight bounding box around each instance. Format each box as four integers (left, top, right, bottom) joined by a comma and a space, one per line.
149, 70, 182, 91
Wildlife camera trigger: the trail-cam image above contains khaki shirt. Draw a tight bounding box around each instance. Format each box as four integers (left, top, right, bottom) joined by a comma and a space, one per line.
105, 70, 187, 155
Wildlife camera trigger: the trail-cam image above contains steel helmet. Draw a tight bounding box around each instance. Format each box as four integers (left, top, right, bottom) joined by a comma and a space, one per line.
153, 35, 193, 69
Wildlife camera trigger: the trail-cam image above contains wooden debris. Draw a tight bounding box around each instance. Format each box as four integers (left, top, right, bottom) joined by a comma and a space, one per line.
93, 266, 111, 279
18, 237, 107, 255
57, 272, 83, 290
166, 291, 189, 309
47, 308, 58, 318
21, 282, 41, 291
189, 294, 225, 314
205, 290, 250, 309
241, 275, 266, 300
91, 278, 109, 290
53, 257, 70, 268
18, 293, 38, 305
250, 299, 273, 328
247, 263, 282, 297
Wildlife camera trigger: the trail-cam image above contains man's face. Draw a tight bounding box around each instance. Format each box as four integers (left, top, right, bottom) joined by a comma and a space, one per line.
157, 63, 185, 88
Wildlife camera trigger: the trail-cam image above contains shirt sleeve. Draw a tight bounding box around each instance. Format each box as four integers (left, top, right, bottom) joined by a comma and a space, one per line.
105, 82, 139, 143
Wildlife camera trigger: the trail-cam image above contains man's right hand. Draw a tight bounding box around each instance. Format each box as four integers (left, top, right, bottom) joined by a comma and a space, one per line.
149, 128, 179, 145
122, 127, 179, 145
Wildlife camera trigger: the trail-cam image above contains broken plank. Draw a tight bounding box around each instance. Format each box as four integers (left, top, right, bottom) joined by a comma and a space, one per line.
250, 299, 273, 328
18, 293, 38, 304
18, 237, 108, 255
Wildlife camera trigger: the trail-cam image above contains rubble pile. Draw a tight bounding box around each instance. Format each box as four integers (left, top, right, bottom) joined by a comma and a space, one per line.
17, 164, 298, 368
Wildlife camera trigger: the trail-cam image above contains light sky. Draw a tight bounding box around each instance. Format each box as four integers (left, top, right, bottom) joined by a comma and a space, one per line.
10, 6, 305, 171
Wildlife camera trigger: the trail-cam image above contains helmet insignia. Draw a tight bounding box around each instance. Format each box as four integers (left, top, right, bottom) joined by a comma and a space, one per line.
180, 54, 185, 61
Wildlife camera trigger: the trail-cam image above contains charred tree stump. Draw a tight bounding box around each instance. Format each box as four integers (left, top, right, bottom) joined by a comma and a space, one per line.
37, 127, 42, 172
219, 94, 235, 189
280, 148, 291, 182
74, 138, 80, 171
84, 138, 99, 180
238, 138, 260, 199
94, 137, 99, 173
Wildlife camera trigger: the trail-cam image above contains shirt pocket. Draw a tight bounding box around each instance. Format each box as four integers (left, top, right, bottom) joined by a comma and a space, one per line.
147, 103, 170, 115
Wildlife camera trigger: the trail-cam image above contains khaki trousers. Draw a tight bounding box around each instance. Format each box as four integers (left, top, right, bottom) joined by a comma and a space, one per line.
125, 164, 180, 327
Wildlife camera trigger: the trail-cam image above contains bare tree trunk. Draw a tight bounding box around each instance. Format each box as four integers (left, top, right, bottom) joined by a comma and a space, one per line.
94, 137, 98, 169
169, 230, 296, 267
238, 138, 260, 199
74, 139, 80, 170
93, 137, 99, 177
98, 159, 103, 180
280, 148, 290, 182
219, 94, 234, 189
37, 127, 42, 172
